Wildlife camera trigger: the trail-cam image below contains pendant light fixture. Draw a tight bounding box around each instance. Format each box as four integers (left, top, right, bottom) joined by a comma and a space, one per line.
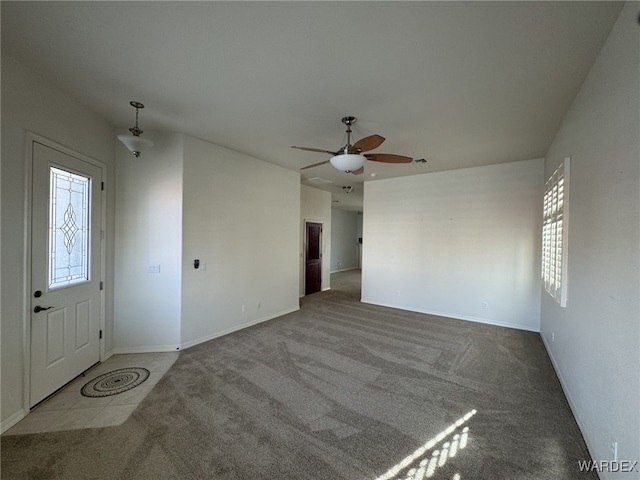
118, 101, 154, 157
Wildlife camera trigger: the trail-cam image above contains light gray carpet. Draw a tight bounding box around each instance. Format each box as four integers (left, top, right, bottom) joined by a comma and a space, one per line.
1, 270, 595, 479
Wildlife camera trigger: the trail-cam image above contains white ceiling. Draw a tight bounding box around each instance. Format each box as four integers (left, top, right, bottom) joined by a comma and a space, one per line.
1, 1, 622, 211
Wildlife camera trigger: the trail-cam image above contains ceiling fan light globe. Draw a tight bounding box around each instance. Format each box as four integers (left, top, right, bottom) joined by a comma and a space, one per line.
330, 153, 365, 172
118, 134, 154, 157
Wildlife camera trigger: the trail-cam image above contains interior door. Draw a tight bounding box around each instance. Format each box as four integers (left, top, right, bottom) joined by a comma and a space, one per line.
305, 222, 322, 295
30, 141, 102, 407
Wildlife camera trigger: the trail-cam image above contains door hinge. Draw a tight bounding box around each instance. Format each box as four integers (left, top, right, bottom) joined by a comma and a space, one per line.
99, 330, 103, 339
101, 181, 105, 191
100, 281, 104, 290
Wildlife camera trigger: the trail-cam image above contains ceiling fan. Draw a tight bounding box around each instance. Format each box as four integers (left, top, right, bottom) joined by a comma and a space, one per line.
292, 116, 413, 175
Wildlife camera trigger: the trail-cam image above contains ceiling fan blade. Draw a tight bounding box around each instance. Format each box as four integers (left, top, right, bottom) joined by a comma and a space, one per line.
300, 160, 330, 170
291, 146, 338, 155
350, 166, 365, 175
352, 134, 385, 153
365, 153, 413, 163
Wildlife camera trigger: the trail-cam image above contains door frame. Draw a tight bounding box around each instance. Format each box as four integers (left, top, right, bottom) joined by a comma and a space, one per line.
304, 219, 324, 295
22, 132, 107, 413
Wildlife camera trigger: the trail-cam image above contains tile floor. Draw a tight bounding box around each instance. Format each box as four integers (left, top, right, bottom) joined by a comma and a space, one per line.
3, 351, 178, 436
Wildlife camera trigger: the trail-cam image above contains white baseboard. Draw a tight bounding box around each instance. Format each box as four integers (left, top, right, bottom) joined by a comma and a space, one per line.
540, 334, 600, 478
359, 298, 540, 333
330, 267, 359, 274
112, 344, 182, 355
180, 306, 300, 350
1, 409, 26, 435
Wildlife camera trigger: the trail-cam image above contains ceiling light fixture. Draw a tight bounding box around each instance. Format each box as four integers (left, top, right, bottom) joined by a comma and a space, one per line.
330, 117, 365, 172
118, 101, 154, 157
330, 153, 365, 172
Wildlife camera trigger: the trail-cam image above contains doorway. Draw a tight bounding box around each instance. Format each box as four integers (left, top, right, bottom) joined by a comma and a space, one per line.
28, 137, 104, 407
305, 221, 322, 295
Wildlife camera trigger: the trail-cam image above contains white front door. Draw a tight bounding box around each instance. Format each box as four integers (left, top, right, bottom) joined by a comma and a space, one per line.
30, 141, 103, 407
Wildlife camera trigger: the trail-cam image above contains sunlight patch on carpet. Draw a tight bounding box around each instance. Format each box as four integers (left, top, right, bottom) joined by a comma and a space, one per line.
374, 409, 476, 480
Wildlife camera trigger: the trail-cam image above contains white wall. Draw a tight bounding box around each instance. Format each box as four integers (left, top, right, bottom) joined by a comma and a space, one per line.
1, 54, 116, 430
330, 208, 360, 272
113, 132, 183, 353
180, 136, 300, 348
362, 158, 543, 331
540, 3, 639, 475
300, 185, 332, 296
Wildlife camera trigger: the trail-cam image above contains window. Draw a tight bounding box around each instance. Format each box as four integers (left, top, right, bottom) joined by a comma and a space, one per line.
542, 158, 570, 307
49, 166, 92, 288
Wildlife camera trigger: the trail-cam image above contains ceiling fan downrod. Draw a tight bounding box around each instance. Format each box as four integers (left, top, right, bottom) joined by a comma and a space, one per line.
341, 116, 357, 153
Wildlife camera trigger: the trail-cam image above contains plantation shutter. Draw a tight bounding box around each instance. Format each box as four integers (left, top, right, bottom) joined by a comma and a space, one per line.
542, 158, 570, 307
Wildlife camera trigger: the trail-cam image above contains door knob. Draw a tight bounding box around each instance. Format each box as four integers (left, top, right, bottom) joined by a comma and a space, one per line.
33, 305, 54, 313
